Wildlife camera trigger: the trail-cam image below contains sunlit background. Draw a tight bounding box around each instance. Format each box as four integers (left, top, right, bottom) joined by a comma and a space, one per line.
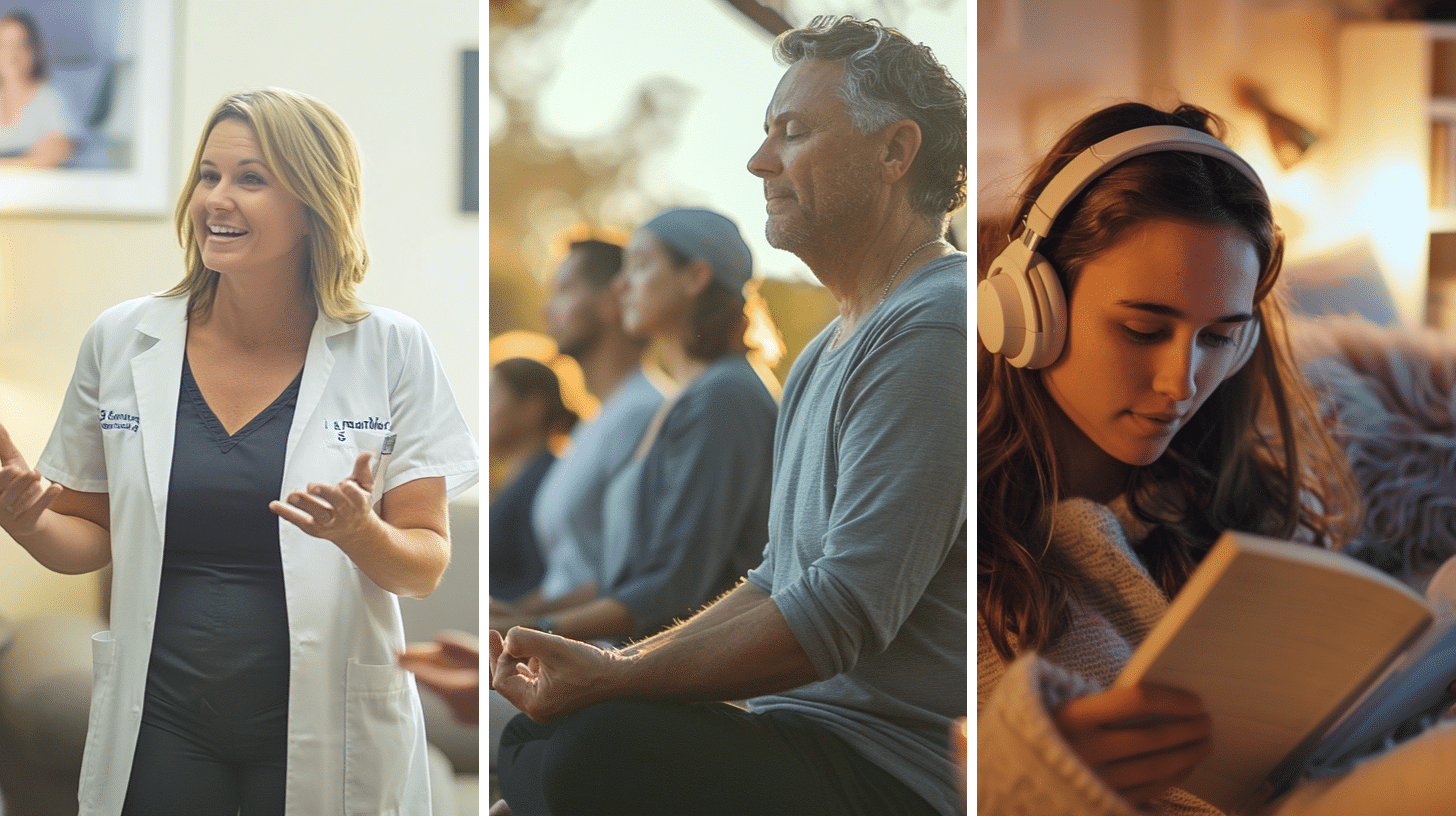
488, 0, 969, 421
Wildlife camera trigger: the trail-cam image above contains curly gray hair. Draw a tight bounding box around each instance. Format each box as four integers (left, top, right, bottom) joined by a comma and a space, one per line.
773, 16, 966, 217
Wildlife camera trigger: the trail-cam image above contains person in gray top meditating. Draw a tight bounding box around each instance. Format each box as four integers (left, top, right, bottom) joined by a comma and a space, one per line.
490, 15, 967, 816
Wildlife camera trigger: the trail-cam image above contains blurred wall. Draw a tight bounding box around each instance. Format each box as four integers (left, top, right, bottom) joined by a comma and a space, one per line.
978, 0, 1386, 264
0, 0, 479, 622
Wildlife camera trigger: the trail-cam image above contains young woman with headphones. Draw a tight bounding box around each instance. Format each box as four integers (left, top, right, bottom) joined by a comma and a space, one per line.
978, 102, 1456, 814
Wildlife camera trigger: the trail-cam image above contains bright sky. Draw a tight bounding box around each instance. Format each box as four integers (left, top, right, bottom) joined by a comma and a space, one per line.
526, 0, 968, 283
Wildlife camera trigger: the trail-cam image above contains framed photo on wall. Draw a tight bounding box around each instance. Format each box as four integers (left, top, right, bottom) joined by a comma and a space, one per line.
0, 0, 174, 215
462, 48, 478, 213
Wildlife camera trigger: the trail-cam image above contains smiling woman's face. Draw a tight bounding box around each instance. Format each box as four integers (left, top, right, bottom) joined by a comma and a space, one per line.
188, 118, 311, 284
1041, 218, 1260, 489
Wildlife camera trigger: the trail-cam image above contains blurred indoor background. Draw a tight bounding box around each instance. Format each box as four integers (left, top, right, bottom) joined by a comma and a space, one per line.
980, 0, 1456, 334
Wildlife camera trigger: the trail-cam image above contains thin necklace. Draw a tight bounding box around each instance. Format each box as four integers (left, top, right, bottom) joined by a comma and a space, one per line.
832, 238, 944, 349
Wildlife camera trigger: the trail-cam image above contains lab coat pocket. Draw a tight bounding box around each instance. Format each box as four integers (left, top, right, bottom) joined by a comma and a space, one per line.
343, 657, 416, 816
78, 632, 116, 799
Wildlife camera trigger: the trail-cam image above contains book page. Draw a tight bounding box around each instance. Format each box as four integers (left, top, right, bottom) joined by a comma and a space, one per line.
1309, 554, 1456, 770
1308, 617, 1456, 772
1116, 531, 1432, 813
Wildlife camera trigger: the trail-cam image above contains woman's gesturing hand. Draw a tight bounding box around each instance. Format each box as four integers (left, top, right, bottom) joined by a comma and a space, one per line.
1053, 683, 1213, 807
0, 421, 61, 538
270, 452, 378, 543
271, 452, 449, 598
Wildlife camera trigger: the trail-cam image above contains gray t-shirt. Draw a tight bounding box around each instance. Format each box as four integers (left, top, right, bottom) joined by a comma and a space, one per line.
0, 84, 78, 156
531, 368, 663, 600
602, 353, 777, 638
747, 253, 967, 816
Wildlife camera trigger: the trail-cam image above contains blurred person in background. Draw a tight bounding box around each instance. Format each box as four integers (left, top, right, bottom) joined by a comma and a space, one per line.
0, 9, 76, 168
492, 206, 777, 647
488, 356, 577, 603
490, 238, 663, 625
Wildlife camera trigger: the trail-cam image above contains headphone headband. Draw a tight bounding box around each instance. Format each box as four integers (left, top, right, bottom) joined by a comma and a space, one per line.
979, 123, 1267, 371
1024, 125, 1265, 242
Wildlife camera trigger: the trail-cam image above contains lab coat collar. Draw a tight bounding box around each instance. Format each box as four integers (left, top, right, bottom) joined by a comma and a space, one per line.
130, 297, 186, 549
132, 293, 361, 340
134, 293, 188, 339
129, 294, 361, 540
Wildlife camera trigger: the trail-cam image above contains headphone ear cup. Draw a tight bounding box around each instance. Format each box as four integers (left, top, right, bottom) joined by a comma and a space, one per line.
1023, 255, 1067, 369
1225, 319, 1260, 380
977, 244, 1034, 364
977, 245, 1068, 369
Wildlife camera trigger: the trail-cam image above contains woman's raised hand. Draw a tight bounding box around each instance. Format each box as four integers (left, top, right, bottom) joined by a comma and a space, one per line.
0, 421, 61, 538
1053, 683, 1213, 806
271, 452, 447, 599
269, 452, 377, 543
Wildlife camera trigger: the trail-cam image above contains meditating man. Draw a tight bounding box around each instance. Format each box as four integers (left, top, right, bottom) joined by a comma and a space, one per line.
490, 16, 968, 816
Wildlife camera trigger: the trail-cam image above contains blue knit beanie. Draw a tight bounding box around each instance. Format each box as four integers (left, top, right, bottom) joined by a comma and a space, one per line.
641, 207, 753, 292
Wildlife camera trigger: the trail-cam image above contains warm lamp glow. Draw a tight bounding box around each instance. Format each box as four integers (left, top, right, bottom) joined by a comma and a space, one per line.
1356, 160, 1428, 327
743, 281, 784, 369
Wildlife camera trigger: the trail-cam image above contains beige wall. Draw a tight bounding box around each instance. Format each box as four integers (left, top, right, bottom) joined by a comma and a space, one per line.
0, 0, 480, 621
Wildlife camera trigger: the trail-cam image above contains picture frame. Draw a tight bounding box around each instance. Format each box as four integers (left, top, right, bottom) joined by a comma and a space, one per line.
461, 48, 478, 213
0, 0, 174, 216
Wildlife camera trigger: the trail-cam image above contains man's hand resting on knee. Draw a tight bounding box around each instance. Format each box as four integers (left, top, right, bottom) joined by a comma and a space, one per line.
489, 583, 818, 725
489, 627, 631, 722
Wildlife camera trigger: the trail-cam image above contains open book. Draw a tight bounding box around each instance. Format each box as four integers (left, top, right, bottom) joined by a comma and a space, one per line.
1115, 530, 1456, 815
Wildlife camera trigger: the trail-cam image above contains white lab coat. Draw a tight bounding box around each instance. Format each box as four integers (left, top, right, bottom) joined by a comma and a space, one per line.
36, 294, 479, 816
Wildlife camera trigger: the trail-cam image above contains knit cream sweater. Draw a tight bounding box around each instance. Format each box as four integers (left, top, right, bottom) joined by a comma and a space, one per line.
977, 494, 1456, 816
977, 497, 1224, 816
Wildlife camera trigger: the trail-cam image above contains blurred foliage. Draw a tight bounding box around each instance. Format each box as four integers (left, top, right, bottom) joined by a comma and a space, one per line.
487, 0, 840, 382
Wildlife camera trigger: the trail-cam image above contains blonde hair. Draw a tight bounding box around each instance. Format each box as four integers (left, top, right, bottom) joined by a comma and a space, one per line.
167, 87, 370, 322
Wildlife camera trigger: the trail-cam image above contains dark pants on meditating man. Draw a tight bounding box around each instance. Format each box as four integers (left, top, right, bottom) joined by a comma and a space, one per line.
495, 700, 941, 816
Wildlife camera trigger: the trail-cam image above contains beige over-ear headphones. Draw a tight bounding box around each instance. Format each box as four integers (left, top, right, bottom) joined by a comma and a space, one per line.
977, 125, 1264, 373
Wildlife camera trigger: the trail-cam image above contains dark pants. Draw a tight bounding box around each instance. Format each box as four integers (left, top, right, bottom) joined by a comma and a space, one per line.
496, 699, 941, 816
120, 694, 287, 816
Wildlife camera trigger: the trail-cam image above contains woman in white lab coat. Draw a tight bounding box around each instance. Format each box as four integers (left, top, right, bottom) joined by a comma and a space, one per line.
0, 87, 477, 815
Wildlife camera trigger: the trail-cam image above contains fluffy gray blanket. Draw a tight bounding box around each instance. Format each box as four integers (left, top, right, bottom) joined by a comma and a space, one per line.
1293, 314, 1456, 579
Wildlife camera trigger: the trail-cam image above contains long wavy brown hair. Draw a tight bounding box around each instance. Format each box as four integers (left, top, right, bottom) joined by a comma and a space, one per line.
978, 102, 1361, 662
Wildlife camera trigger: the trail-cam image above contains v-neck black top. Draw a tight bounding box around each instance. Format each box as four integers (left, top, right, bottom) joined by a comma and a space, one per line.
144, 355, 302, 722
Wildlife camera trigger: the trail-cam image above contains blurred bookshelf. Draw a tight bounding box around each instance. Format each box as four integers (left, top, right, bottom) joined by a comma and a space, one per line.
1340, 22, 1456, 330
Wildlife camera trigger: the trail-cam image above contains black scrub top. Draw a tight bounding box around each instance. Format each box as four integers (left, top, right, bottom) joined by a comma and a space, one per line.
144, 355, 301, 725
